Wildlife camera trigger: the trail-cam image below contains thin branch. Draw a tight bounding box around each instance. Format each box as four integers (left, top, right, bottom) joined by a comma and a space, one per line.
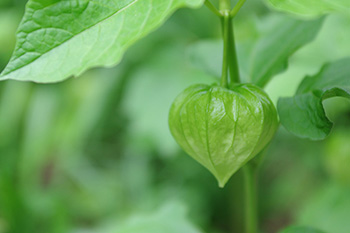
230, 0, 247, 17
204, 0, 222, 17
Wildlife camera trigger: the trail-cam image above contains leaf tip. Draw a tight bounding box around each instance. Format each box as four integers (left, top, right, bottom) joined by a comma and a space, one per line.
218, 181, 226, 188
217, 176, 230, 188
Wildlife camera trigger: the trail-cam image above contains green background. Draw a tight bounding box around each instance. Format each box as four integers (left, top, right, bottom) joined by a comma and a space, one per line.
0, 0, 350, 232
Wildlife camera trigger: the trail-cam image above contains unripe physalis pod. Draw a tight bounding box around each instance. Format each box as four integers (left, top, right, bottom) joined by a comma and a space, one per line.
169, 83, 278, 187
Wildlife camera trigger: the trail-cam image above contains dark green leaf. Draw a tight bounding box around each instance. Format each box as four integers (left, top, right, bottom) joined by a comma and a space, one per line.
0, 0, 203, 83
278, 58, 350, 140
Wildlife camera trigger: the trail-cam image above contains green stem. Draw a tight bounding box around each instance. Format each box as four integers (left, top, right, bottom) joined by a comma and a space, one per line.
230, 0, 247, 17
220, 12, 230, 88
204, 0, 222, 17
243, 164, 258, 233
227, 19, 240, 84
219, 0, 241, 86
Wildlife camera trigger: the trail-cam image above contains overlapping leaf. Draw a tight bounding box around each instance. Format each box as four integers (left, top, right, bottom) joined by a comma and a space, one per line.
0, 0, 203, 83
278, 58, 350, 140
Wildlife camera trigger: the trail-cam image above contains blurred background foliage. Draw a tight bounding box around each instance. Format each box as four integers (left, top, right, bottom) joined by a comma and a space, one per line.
0, 0, 350, 233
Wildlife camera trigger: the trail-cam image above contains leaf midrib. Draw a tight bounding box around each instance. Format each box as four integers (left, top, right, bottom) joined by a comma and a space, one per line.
2, 0, 139, 76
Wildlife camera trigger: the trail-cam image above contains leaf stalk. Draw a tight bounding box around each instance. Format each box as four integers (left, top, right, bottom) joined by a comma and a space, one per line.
230, 0, 247, 17
204, 0, 222, 17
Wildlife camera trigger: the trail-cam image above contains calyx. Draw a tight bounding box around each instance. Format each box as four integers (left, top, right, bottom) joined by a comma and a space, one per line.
169, 83, 278, 187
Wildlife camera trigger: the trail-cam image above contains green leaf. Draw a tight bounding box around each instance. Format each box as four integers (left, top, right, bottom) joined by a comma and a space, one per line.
277, 58, 350, 140
250, 16, 324, 87
266, 0, 350, 17
279, 225, 326, 233
0, 0, 203, 83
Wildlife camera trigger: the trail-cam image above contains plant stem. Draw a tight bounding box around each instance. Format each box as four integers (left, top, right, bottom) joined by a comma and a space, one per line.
204, 0, 222, 17
230, 0, 247, 17
243, 164, 258, 233
219, 0, 241, 86
220, 12, 230, 88
227, 19, 240, 84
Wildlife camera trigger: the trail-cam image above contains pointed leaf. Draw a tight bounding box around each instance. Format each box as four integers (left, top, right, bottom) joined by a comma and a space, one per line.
0, 0, 203, 83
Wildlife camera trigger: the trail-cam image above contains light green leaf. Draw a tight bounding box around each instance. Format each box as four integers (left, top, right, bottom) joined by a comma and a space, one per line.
279, 225, 326, 233
266, 0, 350, 17
250, 16, 324, 87
0, 0, 203, 83
277, 58, 350, 140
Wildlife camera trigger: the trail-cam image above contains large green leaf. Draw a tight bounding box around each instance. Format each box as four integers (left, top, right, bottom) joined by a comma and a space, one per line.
279, 225, 326, 233
277, 58, 350, 140
0, 0, 203, 83
250, 16, 324, 87
266, 0, 350, 17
